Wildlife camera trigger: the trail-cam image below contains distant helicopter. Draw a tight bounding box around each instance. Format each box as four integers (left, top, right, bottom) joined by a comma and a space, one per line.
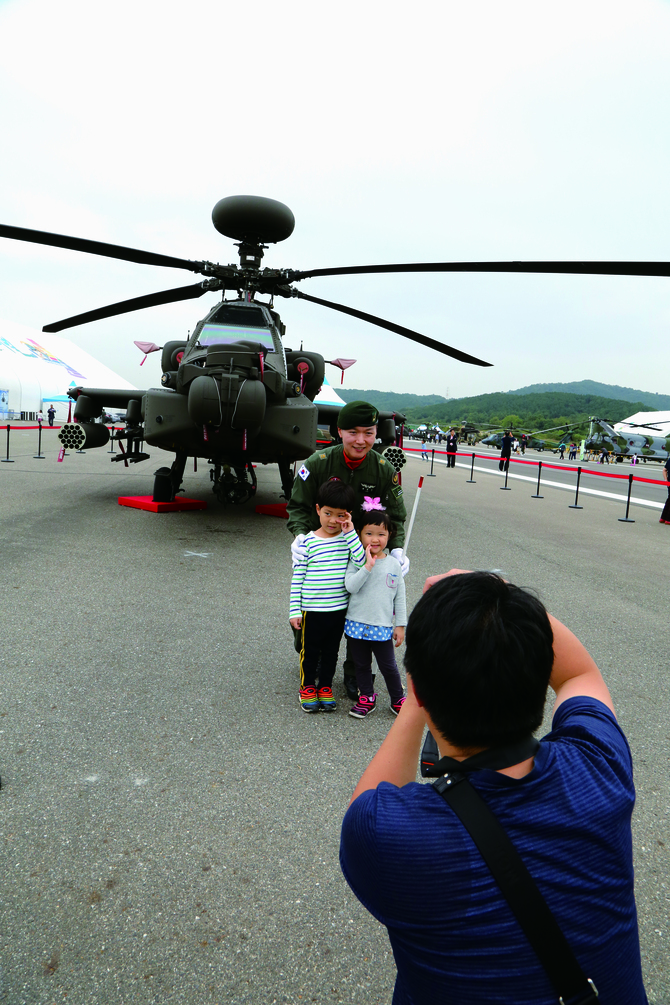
585, 416, 670, 461
2, 194, 670, 503
480, 423, 582, 452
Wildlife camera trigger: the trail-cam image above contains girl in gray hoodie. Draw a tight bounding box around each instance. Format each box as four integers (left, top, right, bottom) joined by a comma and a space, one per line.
344, 508, 408, 719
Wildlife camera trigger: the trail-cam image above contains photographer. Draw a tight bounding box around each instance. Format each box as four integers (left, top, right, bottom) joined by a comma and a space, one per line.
340, 571, 647, 1004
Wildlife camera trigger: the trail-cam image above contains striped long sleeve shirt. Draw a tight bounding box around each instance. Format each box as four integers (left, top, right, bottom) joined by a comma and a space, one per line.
289, 530, 366, 618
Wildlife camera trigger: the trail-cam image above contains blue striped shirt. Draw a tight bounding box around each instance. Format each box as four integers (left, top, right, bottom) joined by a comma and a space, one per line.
290, 530, 365, 617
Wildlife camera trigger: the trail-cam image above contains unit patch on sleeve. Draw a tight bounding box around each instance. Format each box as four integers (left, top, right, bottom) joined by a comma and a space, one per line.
298, 465, 311, 481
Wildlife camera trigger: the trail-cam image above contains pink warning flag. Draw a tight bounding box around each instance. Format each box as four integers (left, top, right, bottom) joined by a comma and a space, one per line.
327, 358, 356, 384
134, 341, 161, 365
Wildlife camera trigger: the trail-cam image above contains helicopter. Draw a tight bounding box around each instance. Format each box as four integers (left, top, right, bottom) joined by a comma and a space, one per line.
585, 416, 670, 461
3, 193, 670, 503
480, 423, 583, 452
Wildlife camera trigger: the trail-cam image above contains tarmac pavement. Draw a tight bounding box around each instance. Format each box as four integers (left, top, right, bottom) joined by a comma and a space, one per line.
1, 434, 668, 1004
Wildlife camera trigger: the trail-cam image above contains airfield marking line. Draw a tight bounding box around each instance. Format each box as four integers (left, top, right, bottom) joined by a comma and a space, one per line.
405, 455, 663, 510
183, 550, 211, 557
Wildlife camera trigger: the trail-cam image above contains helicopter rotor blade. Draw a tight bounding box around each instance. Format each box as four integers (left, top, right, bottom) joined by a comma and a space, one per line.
293, 290, 492, 367
290, 261, 670, 281
0, 223, 207, 272
43, 283, 210, 333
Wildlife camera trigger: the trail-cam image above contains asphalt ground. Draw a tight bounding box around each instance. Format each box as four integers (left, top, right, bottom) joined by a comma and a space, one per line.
406, 444, 670, 511
1, 430, 668, 1004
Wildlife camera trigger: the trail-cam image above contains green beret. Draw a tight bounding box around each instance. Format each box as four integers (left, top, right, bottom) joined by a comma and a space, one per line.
337, 400, 379, 428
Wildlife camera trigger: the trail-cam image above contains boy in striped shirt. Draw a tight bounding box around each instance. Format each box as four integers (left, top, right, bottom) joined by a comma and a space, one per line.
290, 480, 366, 712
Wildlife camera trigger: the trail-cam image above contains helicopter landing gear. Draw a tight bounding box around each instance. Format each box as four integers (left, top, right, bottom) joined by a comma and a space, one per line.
153, 450, 188, 502
211, 461, 257, 505
278, 458, 295, 500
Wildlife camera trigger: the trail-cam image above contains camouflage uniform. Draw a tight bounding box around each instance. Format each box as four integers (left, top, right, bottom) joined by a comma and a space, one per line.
287, 444, 407, 550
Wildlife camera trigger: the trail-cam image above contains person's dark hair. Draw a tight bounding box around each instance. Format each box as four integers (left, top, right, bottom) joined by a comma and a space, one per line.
316, 479, 356, 511
404, 573, 554, 749
354, 508, 395, 539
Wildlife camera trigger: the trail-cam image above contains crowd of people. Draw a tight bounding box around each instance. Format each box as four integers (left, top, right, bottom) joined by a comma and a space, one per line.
284, 398, 648, 1003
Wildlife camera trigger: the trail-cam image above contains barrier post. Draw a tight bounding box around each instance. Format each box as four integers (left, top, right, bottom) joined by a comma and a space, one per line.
569, 467, 583, 509
618, 473, 636, 523
33, 422, 45, 459
427, 448, 436, 477
108, 426, 116, 454
1, 424, 13, 463
466, 452, 476, 483
500, 459, 511, 490
531, 461, 543, 499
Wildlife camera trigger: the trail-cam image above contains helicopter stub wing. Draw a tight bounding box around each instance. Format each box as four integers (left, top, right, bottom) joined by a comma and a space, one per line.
67, 386, 147, 407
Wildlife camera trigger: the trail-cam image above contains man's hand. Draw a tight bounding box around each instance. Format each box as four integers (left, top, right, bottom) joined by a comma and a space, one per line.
290, 616, 302, 630
422, 569, 472, 593
364, 544, 377, 571
291, 534, 308, 566
393, 626, 405, 647
390, 548, 410, 576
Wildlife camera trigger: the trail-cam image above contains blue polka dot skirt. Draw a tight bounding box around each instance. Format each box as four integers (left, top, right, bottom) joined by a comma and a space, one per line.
344, 619, 393, 642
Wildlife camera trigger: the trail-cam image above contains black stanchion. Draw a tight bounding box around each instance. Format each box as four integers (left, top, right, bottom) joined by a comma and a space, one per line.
33, 422, 45, 459
1, 423, 13, 463
500, 462, 511, 490
531, 461, 543, 499
618, 473, 636, 523
569, 467, 583, 509
108, 426, 116, 453
427, 449, 436, 477
466, 452, 476, 483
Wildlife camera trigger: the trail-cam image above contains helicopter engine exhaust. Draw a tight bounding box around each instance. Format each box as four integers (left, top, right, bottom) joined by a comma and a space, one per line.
58, 421, 110, 451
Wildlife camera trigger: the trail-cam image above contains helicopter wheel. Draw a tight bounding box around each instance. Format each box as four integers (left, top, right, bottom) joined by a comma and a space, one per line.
212, 462, 257, 505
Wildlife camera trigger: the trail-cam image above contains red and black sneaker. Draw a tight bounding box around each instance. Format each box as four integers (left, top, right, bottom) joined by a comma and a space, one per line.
349, 694, 377, 719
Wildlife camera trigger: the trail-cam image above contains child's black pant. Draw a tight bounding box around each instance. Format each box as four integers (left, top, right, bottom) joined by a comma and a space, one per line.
298, 609, 346, 689
347, 637, 404, 702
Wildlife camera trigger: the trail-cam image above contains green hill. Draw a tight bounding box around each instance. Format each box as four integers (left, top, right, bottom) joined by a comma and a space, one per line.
338, 388, 449, 411
402, 391, 652, 432
507, 380, 670, 410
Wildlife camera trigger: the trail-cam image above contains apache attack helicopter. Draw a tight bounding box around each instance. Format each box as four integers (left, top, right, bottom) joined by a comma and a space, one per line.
2, 194, 670, 503
481, 423, 582, 452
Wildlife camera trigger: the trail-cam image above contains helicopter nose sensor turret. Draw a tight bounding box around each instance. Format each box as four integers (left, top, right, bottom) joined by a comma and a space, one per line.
211, 195, 295, 244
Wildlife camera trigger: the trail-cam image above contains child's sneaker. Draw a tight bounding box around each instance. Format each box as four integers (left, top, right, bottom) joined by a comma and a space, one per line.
317, 686, 337, 712
299, 686, 320, 713
390, 696, 406, 716
349, 694, 377, 719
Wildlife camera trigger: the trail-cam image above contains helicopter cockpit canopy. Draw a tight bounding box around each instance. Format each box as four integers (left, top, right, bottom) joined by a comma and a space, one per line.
189, 301, 280, 355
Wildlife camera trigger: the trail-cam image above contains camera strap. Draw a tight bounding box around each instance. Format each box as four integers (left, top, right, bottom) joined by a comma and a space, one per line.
431, 748, 598, 1005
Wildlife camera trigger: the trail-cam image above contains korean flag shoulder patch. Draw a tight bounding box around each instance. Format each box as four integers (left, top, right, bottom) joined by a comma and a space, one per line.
298, 464, 311, 481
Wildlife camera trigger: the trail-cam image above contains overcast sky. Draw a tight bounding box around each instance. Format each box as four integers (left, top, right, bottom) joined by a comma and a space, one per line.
1, 0, 669, 399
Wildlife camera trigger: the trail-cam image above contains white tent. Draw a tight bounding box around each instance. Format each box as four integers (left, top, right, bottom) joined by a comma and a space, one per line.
0, 318, 136, 420
313, 377, 346, 407
615, 409, 670, 434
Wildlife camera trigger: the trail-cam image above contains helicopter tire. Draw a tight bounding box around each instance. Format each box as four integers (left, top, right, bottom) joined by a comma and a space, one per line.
153, 467, 174, 502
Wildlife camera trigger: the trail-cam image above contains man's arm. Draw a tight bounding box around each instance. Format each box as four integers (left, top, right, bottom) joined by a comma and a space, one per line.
286, 459, 320, 538
349, 682, 426, 805
548, 614, 615, 716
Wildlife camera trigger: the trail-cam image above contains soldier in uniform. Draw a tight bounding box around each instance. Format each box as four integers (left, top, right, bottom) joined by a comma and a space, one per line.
287, 400, 408, 700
